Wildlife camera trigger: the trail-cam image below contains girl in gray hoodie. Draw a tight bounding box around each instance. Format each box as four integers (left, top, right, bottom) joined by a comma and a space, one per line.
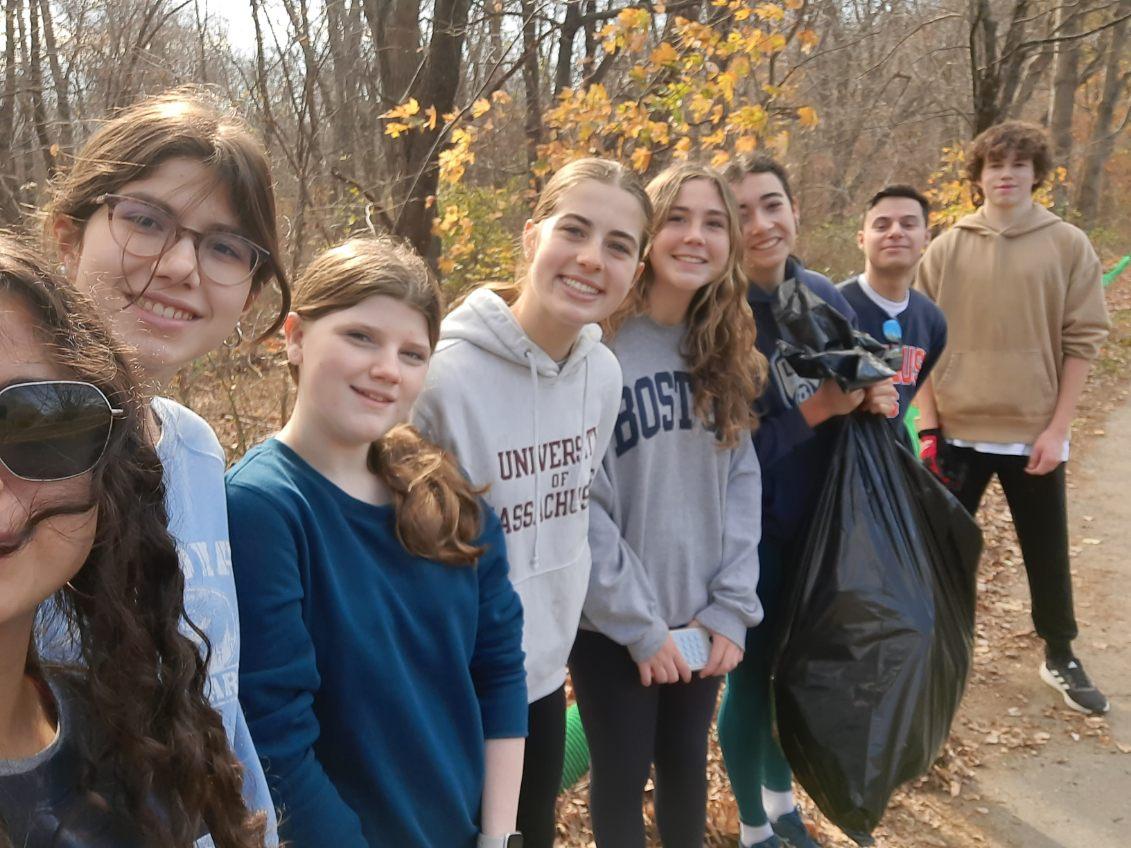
413, 158, 652, 848
570, 163, 767, 847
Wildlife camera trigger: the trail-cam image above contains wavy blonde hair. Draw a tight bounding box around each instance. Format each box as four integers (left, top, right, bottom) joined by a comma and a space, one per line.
290, 236, 485, 566
606, 163, 767, 448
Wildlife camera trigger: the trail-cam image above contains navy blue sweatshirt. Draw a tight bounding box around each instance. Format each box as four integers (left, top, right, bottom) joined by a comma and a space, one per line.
227, 439, 528, 848
838, 276, 948, 430
748, 257, 858, 545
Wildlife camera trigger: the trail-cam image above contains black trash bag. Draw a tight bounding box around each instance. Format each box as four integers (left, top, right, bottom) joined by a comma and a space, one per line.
772, 276, 902, 390
773, 414, 982, 844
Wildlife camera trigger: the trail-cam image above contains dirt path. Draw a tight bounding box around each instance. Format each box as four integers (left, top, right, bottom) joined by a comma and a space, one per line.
940, 395, 1131, 848
555, 394, 1131, 848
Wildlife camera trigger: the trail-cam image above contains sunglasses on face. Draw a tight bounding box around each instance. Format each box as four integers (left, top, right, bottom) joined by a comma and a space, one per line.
0, 381, 124, 482
95, 194, 269, 288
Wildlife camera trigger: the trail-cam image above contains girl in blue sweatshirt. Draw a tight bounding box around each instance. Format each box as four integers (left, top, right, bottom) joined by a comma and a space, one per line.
572, 163, 767, 847
717, 156, 898, 848
227, 237, 528, 848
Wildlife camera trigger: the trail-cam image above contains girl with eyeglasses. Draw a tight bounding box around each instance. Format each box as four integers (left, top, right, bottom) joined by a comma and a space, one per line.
0, 235, 266, 846
41, 87, 289, 839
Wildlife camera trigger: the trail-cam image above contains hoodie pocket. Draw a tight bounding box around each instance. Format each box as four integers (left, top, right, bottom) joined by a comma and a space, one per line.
935, 350, 1055, 420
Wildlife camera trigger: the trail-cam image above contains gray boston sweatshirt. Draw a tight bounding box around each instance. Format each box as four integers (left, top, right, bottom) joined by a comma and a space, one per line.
582, 315, 764, 662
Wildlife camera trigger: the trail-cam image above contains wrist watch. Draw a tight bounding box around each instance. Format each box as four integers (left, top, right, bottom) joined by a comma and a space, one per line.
477, 833, 523, 848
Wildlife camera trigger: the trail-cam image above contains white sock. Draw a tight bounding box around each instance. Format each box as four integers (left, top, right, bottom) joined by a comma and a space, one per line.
740, 822, 774, 847
762, 787, 796, 823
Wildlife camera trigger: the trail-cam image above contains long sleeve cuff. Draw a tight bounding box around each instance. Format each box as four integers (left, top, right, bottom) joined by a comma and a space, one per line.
695, 603, 761, 651
626, 620, 672, 664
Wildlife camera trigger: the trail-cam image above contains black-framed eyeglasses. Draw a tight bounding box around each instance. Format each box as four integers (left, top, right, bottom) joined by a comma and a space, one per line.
95, 194, 269, 288
0, 381, 124, 482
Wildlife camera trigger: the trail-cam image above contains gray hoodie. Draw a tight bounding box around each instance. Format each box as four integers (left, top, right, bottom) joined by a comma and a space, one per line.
413, 288, 623, 702
582, 315, 763, 662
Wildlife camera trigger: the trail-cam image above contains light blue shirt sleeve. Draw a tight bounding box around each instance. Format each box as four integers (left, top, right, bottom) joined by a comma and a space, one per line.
153, 398, 279, 841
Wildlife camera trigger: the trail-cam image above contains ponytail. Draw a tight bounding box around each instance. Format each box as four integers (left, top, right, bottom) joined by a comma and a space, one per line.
369, 424, 487, 566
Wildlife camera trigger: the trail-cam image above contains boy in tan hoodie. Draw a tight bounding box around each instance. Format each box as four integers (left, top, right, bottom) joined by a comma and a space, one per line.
915, 121, 1111, 715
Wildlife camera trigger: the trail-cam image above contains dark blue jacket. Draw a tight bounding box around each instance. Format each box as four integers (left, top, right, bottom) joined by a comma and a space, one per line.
227, 439, 528, 848
748, 257, 858, 546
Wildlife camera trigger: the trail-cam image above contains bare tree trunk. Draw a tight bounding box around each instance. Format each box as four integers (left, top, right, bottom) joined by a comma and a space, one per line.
364, 0, 421, 106
393, 0, 470, 257
0, 0, 20, 223
26, 0, 56, 178
38, 0, 72, 153
1047, 5, 1080, 210
555, 1, 581, 95
194, 0, 209, 84
1075, 0, 1131, 228
582, 0, 598, 80
969, 0, 1036, 134
325, 0, 358, 200
487, 0, 504, 87
519, 0, 542, 174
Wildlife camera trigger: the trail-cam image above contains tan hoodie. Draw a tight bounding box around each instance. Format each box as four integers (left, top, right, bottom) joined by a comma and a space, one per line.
915, 204, 1109, 443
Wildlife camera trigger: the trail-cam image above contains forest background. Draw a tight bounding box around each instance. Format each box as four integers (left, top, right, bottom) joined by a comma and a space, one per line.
1, 0, 1129, 294
2, 1, 1129, 845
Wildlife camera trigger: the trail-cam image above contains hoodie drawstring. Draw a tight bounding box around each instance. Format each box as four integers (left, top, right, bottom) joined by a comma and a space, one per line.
581, 357, 590, 482
525, 349, 541, 572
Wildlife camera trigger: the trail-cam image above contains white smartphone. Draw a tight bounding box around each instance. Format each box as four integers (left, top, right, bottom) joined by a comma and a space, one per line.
670, 626, 712, 671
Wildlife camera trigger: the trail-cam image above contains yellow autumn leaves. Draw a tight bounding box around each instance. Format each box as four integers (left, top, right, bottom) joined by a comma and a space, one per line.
378, 1, 821, 284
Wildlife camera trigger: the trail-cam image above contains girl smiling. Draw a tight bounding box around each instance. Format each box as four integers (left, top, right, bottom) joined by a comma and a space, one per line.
571, 163, 766, 847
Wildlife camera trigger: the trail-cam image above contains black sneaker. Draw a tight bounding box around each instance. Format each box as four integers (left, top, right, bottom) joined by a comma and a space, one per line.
1040, 657, 1110, 714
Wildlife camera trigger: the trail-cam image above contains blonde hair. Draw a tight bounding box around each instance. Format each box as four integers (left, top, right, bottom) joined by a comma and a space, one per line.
607, 163, 767, 447
468, 157, 654, 308
291, 236, 485, 566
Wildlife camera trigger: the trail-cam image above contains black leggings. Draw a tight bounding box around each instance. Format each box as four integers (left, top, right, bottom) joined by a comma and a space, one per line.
948, 446, 1077, 655
517, 685, 566, 848
569, 629, 721, 848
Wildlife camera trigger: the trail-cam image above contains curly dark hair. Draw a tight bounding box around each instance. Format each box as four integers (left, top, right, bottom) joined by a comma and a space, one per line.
0, 233, 265, 847
965, 120, 1052, 204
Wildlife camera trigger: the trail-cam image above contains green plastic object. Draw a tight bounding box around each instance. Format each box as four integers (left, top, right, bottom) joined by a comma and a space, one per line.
1103, 255, 1130, 287
904, 405, 921, 455
560, 702, 590, 791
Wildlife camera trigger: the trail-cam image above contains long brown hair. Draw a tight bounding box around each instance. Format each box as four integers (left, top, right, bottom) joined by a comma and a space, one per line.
43, 85, 290, 339
0, 234, 264, 847
465, 157, 654, 308
290, 236, 486, 566
607, 163, 767, 447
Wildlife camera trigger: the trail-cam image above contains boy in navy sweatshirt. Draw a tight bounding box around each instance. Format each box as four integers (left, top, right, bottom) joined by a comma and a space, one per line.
838, 185, 947, 436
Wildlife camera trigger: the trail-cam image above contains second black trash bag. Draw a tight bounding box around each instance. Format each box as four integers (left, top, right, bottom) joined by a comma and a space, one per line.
773, 414, 982, 845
